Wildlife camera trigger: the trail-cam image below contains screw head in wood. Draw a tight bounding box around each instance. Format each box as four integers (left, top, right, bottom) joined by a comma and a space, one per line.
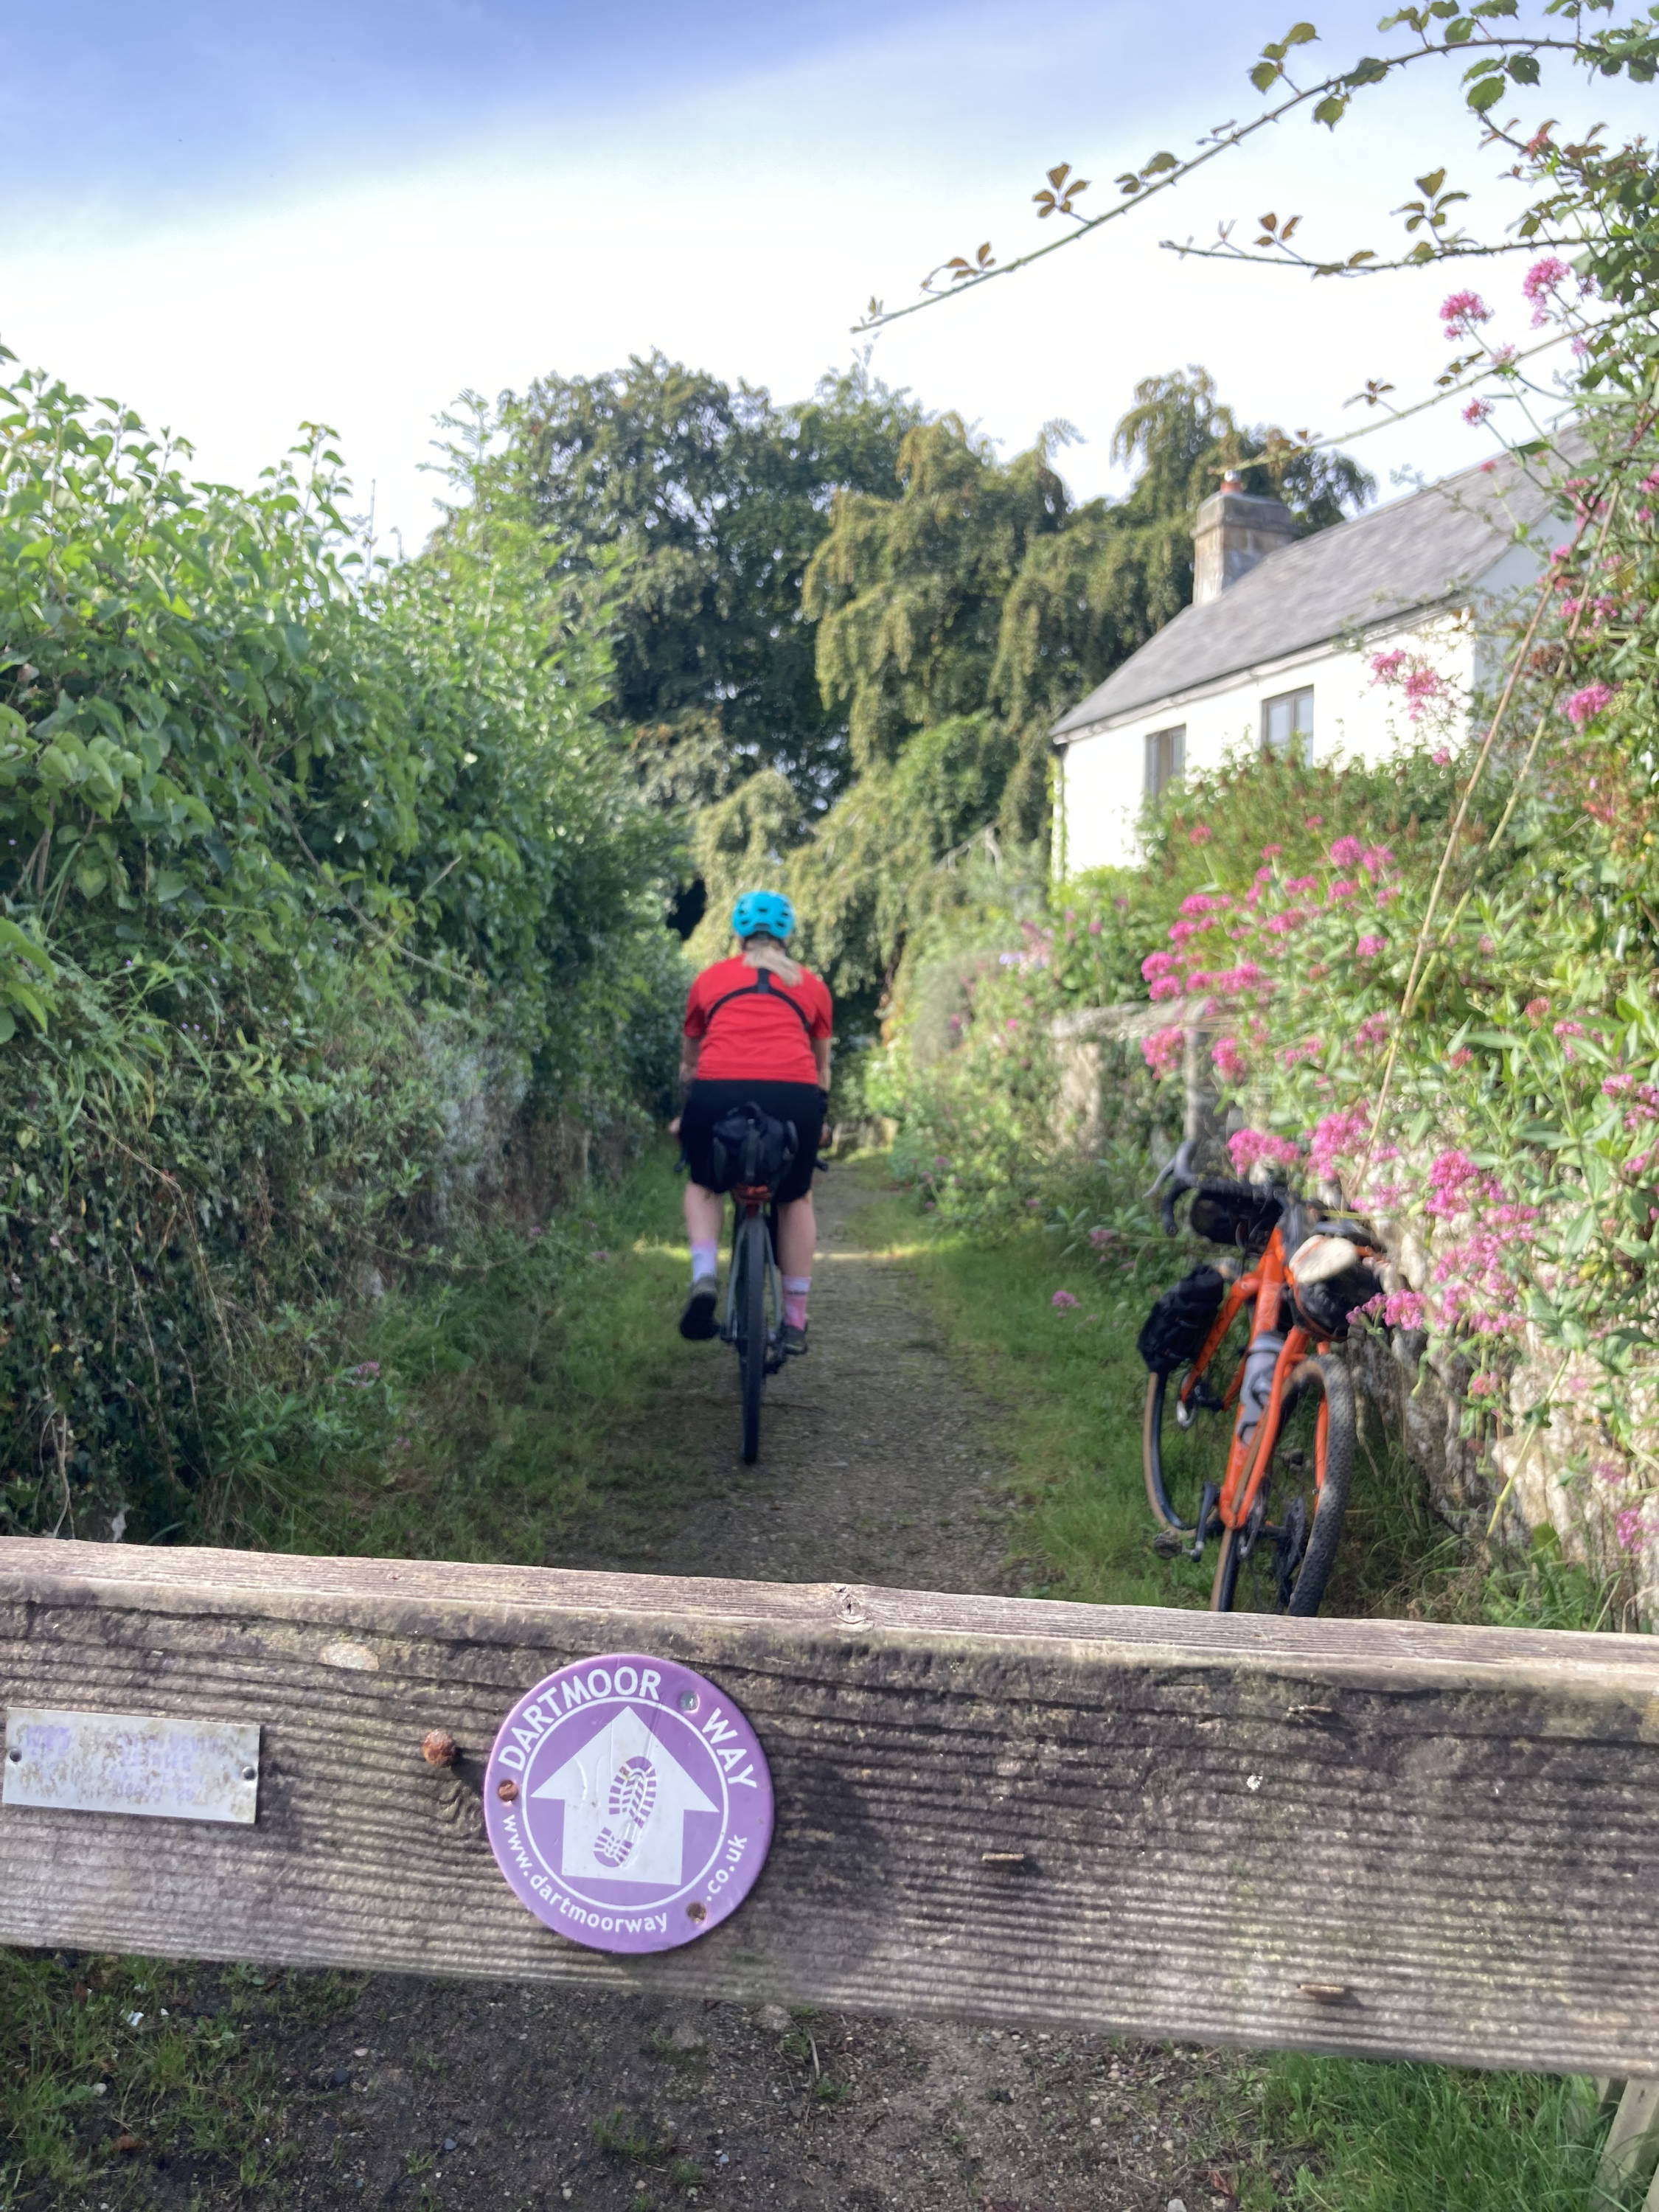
1298, 1982, 1351, 2003
496, 1778, 520, 1802
421, 1731, 459, 1767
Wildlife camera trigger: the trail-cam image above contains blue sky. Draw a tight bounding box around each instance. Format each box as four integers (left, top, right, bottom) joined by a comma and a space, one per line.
1, 1, 1628, 546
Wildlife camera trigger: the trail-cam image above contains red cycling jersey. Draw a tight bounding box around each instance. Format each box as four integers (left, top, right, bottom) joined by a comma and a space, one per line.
684, 956, 832, 1087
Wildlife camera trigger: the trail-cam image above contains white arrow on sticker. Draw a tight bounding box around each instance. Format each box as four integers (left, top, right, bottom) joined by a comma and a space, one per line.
532, 1705, 717, 1887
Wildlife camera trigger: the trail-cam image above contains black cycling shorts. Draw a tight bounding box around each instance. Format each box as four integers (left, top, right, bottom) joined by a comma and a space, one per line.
681, 1079, 825, 1206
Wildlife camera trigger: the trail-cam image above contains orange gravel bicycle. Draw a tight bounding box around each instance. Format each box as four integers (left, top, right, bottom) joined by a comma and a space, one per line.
1141, 1141, 1382, 1615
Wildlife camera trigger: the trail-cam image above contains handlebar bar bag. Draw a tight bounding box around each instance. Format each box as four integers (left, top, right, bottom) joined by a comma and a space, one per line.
707, 1102, 798, 1195
1138, 1264, 1225, 1374
1187, 1182, 1283, 1252
1290, 1260, 1383, 1341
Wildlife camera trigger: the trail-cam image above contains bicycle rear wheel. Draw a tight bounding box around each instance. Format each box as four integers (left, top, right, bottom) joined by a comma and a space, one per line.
1210, 1354, 1355, 1616
1142, 1296, 1251, 1534
734, 1213, 768, 1464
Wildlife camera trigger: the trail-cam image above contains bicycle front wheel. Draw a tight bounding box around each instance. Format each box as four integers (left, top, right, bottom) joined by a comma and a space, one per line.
1211, 1354, 1355, 1616
735, 1213, 768, 1465
1142, 1297, 1251, 1534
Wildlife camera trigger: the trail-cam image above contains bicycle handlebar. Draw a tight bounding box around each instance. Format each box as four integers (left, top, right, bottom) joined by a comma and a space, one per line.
1147, 1138, 1200, 1239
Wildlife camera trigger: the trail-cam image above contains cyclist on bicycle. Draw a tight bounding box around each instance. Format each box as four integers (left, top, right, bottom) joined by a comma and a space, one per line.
676, 890, 832, 1355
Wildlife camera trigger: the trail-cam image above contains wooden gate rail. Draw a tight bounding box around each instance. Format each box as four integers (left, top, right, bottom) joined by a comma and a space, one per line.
1, 1537, 1658, 2080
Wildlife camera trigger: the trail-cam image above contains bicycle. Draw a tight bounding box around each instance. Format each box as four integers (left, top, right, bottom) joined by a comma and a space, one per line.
1140, 1141, 1382, 1615
722, 1166, 787, 1467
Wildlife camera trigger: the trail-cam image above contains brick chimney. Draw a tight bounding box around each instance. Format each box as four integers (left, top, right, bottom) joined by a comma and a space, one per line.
1192, 470, 1298, 605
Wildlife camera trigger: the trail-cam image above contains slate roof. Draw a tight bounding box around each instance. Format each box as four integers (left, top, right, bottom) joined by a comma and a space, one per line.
1052, 453, 1561, 738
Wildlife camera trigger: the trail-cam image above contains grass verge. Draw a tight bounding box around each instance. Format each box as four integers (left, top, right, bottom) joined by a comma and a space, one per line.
862, 1161, 1621, 2212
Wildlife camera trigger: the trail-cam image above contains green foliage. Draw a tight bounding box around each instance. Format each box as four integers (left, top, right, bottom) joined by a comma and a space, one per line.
0, 356, 681, 1537
779, 371, 1370, 1005
444, 355, 924, 811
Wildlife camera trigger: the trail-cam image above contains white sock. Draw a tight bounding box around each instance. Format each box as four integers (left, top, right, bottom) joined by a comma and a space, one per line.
690, 1241, 718, 1286
783, 1276, 810, 1329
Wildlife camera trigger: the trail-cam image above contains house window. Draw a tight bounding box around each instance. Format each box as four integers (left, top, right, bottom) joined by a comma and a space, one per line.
1262, 686, 1314, 758
1144, 725, 1186, 801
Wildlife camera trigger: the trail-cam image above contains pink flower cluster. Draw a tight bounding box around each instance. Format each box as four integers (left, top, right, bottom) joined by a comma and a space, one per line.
1211, 1033, 1248, 1083
1310, 1106, 1368, 1183
1522, 254, 1573, 327
1441, 289, 1492, 339
1370, 650, 1447, 723
1228, 1128, 1300, 1174
1051, 1290, 1079, 1310
1141, 1024, 1185, 1079
1358, 1287, 1427, 1330
1604, 1074, 1659, 1130
1356, 1011, 1390, 1047
1563, 683, 1616, 727
1425, 1149, 1503, 1220
1356, 934, 1387, 960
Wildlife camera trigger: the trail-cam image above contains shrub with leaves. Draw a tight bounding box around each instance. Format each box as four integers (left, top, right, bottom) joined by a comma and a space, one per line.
0, 356, 679, 1537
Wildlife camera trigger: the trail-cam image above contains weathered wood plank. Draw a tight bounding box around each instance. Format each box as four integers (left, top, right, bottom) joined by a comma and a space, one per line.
1, 1537, 1658, 2076
1601, 2079, 1659, 2195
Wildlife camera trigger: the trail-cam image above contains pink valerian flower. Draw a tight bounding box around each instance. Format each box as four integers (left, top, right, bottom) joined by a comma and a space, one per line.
1142, 950, 1180, 981
1464, 398, 1494, 425
1523, 997, 1551, 1024
1189, 823, 1214, 846
1329, 877, 1358, 902
1228, 1128, 1301, 1173
1449, 1047, 1475, 1070
1468, 1373, 1498, 1397
1356, 1011, 1390, 1047
1432, 747, 1452, 766
1310, 1106, 1368, 1182
1564, 682, 1616, 726
1141, 1024, 1186, 1079
1192, 961, 1266, 998
1262, 909, 1308, 936
1328, 835, 1365, 866
1088, 1225, 1119, 1251
1179, 891, 1233, 917
1211, 1034, 1248, 1084
1168, 918, 1204, 947
1285, 874, 1320, 895
1360, 846, 1396, 878
1304, 815, 1325, 830
1441, 288, 1492, 338
1150, 975, 1184, 1002
1261, 843, 1284, 859
1426, 1149, 1503, 1220
1369, 649, 1408, 684
1522, 254, 1573, 325
1356, 934, 1387, 960
1356, 1287, 1427, 1329
1616, 1505, 1654, 1556
1604, 1074, 1659, 1129
1051, 1289, 1079, 1310
1087, 917, 1102, 935
1279, 1036, 1322, 1068
1402, 667, 1446, 720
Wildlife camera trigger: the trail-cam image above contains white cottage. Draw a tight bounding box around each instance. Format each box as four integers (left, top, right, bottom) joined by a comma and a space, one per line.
1051, 455, 1556, 874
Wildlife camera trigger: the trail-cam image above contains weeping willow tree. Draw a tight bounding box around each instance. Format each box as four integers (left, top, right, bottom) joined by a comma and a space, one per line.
689, 368, 1371, 1009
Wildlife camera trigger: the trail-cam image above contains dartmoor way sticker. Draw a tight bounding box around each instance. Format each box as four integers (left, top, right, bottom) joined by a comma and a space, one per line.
483, 1652, 774, 1954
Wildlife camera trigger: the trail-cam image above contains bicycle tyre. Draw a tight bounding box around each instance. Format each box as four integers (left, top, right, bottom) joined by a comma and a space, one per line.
1142, 1296, 1252, 1534
1210, 1354, 1356, 1616
737, 1213, 767, 1465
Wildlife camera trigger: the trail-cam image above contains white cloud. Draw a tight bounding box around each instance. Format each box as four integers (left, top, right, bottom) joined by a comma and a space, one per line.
2, 0, 1625, 546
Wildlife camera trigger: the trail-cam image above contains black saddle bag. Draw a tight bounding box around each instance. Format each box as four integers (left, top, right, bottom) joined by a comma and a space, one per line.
707, 1102, 797, 1195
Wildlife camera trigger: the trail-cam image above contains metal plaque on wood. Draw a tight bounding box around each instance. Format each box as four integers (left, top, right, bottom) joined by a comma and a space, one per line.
2, 1708, 260, 1826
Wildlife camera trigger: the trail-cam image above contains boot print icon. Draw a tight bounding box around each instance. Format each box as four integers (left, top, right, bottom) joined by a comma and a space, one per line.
594, 1753, 658, 1868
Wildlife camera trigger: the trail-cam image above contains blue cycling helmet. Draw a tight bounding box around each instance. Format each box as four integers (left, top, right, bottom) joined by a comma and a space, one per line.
731, 889, 796, 942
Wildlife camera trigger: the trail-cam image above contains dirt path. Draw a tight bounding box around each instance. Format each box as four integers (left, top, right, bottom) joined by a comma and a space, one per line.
131, 1172, 1241, 2212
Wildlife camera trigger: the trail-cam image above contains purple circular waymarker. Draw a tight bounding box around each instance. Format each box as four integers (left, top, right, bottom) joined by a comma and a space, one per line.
484, 1652, 774, 1955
